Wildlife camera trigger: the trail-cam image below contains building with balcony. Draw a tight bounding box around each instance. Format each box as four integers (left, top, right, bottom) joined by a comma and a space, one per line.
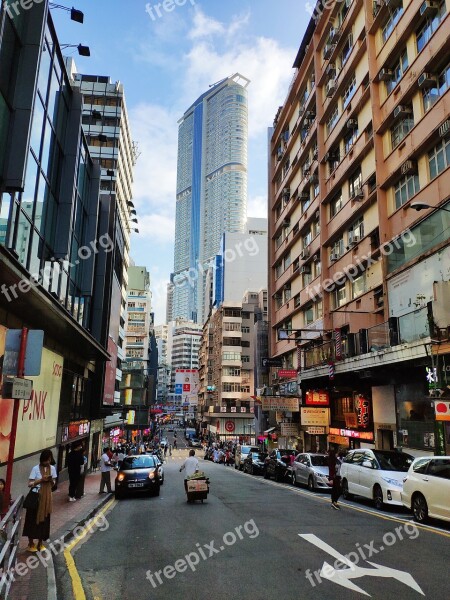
154, 324, 171, 405
198, 290, 268, 442
268, 0, 450, 456
171, 74, 250, 324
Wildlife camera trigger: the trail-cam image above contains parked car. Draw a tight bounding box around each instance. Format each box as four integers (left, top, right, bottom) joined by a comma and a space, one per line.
264, 449, 297, 482
115, 455, 161, 499
401, 456, 450, 523
159, 438, 168, 448
291, 453, 331, 491
243, 451, 268, 475
188, 438, 202, 448
235, 445, 260, 470
341, 449, 414, 510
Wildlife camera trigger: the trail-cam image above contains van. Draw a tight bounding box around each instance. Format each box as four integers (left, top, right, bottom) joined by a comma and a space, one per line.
235, 445, 260, 471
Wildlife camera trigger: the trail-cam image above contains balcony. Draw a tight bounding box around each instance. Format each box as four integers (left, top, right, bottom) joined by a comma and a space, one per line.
398, 306, 430, 343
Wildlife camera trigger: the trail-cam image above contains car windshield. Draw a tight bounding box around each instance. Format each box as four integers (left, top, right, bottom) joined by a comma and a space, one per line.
373, 451, 413, 472
252, 453, 267, 461
122, 456, 156, 470
310, 455, 328, 467
242, 447, 259, 455
278, 450, 296, 457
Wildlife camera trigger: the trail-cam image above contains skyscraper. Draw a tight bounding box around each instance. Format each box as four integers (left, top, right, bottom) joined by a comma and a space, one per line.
171, 73, 250, 324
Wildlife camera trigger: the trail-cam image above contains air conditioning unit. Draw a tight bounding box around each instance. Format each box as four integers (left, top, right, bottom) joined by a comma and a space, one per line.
282, 218, 290, 227
379, 68, 393, 82
348, 234, 360, 245
439, 119, 450, 138
420, 1, 439, 18
315, 210, 320, 220
309, 173, 319, 185
300, 265, 312, 274
313, 254, 320, 262
347, 118, 358, 129
326, 63, 336, 78
305, 111, 316, 121
323, 44, 336, 60
417, 72, 438, 88
330, 253, 339, 261
393, 105, 412, 119
312, 148, 318, 160
400, 159, 417, 176
326, 79, 336, 98
301, 247, 310, 260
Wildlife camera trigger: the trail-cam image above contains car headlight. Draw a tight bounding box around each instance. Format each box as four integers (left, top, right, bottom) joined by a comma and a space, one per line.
381, 476, 402, 487
148, 471, 156, 479
117, 473, 125, 482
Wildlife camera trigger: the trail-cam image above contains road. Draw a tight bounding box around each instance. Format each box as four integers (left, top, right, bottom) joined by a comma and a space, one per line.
55, 448, 450, 600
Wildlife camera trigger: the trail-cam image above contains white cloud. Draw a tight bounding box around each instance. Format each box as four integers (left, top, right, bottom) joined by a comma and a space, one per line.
248, 195, 267, 218
188, 9, 250, 40
136, 214, 175, 244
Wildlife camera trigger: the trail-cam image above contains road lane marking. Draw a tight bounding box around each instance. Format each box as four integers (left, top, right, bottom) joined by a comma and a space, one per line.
64, 498, 116, 600
232, 467, 450, 538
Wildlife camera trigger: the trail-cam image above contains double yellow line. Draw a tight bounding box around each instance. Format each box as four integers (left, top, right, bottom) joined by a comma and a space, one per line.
63, 498, 116, 600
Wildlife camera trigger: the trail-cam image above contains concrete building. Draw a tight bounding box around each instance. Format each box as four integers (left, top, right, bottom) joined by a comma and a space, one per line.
268, 0, 450, 455
198, 291, 268, 442
171, 74, 250, 324
66, 62, 137, 411
0, 4, 110, 492
154, 324, 171, 405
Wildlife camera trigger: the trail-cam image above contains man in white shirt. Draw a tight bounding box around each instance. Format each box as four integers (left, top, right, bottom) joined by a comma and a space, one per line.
99, 448, 113, 493
180, 449, 200, 491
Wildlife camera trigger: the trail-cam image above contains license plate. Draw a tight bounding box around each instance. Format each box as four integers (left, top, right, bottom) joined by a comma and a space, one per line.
128, 482, 144, 488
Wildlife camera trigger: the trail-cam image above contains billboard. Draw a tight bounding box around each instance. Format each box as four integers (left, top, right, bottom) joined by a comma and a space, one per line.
174, 369, 199, 408
103, 337, 118, 406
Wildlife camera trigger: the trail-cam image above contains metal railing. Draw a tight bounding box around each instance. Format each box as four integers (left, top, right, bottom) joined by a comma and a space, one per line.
0, 495, 24, 599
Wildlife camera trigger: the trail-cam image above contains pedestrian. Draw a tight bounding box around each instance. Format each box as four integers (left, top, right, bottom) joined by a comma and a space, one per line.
173, 439, 177, 449
117, 448, 125, 469
23, 449, 57, 552
99, 447, 113, 494
164, 445, 168, 458
179, 449, 200, 495
169, 444, 172, 456
75, 446, 88, 499
329, 447, 343, 510
67, 442, 84, 502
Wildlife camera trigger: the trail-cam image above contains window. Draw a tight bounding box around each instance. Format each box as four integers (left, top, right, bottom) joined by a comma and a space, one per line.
428, 139, 450, 179
284, 253, 291, 270
349, 169, 362, 198
342, 74, 357, 109
348, 216, 364, 242
352, 272, 367, 298
416, 1, 447, 53
340, 33, 354, 67
386, 50, 408, 95
422, 63, 450, 112
391, 115, 414, 149
382, 4, 403, 43
334, 285, 347, 308
304, 305, 314, 325
313, 180, 320, 198
326, 105, 339, 136
344, 126, 359, 153
428, 458, 450, 479
394, 174, 420, 209
330, 192, 343, 217
301, 193, 311, 212
331, 238, 345, 258
303, 231, 312, 248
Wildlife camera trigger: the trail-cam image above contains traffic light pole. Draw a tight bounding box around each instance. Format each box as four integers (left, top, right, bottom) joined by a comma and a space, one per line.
4, 327, 28, 510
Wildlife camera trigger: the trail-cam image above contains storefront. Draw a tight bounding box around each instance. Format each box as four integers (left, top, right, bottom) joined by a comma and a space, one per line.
58, 419, 91, 479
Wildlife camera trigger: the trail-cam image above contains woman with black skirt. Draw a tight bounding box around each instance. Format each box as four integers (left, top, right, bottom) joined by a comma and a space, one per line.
23, 449, 57, 552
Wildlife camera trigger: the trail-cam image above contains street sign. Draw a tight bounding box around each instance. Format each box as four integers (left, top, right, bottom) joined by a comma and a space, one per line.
3, 330, 44, 376
262, 357, 283, 368
2, 377, 33, 399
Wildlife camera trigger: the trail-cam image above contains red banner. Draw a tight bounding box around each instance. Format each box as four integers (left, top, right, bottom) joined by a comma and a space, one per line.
305, 390, 329, 406
278, 369, 298, 379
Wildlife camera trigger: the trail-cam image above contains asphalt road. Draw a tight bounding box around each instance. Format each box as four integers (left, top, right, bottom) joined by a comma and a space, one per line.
57, 449, 450, 600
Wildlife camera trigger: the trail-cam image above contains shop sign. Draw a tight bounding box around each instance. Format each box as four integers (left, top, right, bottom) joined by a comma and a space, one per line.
281, 423, 299, 436
62, 420, 90, 443
306, 427, 326, 435
354, 395, 371, 429
261, 397, 300, 412
305, 391, 329, 406
328, 434, 349, 447
225, 421, 235, 433
240, 407, 247, 413
278, 370, 298, 379
301, 407, 329, 426
329, 427, 374, 441
435, 401, 450, 421
344, 413, 358, 428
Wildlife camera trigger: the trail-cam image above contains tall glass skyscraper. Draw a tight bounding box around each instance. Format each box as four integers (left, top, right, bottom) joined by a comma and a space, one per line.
171, 73, 250, 324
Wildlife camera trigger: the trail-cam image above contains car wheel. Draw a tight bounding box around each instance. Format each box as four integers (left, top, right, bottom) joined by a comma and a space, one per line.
373, 485, 384, 510
308, 476, 315, 492
342, 479, 352, 500
412, 493, 428, 523
153, 486, 160, 497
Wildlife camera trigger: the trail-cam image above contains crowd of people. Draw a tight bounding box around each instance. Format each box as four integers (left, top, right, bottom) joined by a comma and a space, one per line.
204, 441, 238, 465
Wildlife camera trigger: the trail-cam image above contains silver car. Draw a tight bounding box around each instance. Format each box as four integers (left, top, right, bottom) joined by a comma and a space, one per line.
291, 453, 331, 491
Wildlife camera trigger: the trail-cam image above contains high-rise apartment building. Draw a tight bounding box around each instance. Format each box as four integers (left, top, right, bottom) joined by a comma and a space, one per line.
154, 324, 171, 405
67, 64, 137, 408
269, 0, 450, 455
171, 74, 250, 324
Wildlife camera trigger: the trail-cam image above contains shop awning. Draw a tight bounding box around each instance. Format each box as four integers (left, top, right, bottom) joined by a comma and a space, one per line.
264, 427, 276, 434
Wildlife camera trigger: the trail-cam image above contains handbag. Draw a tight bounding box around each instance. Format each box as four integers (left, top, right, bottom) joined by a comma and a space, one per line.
23, 489, 40, 510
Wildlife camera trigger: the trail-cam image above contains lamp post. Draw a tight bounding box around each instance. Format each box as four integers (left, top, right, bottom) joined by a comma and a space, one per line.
409, 202, 450, 214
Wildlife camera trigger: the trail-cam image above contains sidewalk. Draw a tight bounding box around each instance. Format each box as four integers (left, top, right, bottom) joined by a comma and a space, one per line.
9, 470, 112, 600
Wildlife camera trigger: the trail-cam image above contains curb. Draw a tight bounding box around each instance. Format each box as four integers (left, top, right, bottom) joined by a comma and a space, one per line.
47, 493, 113, 600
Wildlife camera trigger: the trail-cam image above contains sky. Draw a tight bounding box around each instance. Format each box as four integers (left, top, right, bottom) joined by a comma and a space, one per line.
52, 0, 311, 325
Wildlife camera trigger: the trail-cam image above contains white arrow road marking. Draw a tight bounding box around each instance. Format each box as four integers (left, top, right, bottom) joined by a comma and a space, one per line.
299, 534, 425, 597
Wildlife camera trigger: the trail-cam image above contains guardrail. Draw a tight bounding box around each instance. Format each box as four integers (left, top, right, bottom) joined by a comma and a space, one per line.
0, 495, 24, 599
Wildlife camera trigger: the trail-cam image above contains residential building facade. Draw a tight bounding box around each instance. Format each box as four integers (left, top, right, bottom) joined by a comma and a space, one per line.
171, 74, 250, 324
268, 0, 450, 456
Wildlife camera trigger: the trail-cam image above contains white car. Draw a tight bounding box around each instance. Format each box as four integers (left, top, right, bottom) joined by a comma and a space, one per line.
341, 449, 414, 510
401, 456, 450, 523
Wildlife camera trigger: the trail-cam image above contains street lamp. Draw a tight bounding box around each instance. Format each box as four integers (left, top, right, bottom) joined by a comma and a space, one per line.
410, 201, 450, 213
